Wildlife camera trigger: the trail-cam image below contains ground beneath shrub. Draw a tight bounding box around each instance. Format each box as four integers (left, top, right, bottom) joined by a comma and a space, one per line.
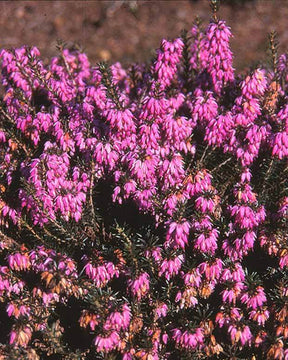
1, 0, 288, 71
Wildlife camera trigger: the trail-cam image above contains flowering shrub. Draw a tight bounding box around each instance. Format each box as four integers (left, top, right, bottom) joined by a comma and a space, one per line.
0, 6, 287, 360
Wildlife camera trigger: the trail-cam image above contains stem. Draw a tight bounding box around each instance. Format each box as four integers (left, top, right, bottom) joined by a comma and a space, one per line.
0, 107, 31, 157
261, 158, 274, 199
115, 224, 138, 274
61, 55, 77, 88
98, 62, 123, 110
43, 225, 67, 245
210, 0, 219, 23
29, 61, 61, 104
89, 161, 97, 228
20, 218, 44, 244
211, 156, 233, 174
198, 144, 210, 166
0, 229, 22, 250
23, 179, 79, 245
21, 218, 68, 247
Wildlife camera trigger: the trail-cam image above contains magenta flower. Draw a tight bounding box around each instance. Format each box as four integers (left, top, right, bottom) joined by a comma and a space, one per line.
104, 304, 131, 331
94, 331, 120, 353
0, 10, 287, 360
128, 272, 150, 300
159, 254, 184, 280
240, 286, 267, 309
228, 324, 252, 346
249, 308, 269, 325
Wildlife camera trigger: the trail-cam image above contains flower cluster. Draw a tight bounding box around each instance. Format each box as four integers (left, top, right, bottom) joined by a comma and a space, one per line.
0, 7, 287, 360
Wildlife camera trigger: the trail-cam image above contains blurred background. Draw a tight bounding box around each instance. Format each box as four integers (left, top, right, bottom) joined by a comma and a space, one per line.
1, 0, 288, 71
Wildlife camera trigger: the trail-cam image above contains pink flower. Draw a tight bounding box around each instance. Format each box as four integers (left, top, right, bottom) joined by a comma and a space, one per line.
8, 253, 31, 271
172, 327, 204, 349
240, 286, 267, 309
197, 258, 223, 281
165, 219, 190, 249
249, 308, 269, 325
159, 254, 184, 280
222, 281, 244, 304
195, 227, 219, 254
175, 288, 198, 309
183, 268, 202, 288
154, 38, 184, 88
128, 272, 150, 300
104, 304, 131, 331
84, 261, 119, 287
155, 303, 168, 319
94, 331, 120, 352
9, 325, 32, 347
228, 324, 252, 346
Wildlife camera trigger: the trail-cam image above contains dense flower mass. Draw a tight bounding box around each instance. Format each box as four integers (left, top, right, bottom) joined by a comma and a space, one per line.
0, 8, 287, 360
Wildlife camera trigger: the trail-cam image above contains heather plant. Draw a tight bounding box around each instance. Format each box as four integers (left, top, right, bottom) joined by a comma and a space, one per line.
0, 3, 287, 360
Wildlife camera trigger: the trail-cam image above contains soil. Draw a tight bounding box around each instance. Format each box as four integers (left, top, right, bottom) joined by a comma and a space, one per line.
1, 0, 288, 71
